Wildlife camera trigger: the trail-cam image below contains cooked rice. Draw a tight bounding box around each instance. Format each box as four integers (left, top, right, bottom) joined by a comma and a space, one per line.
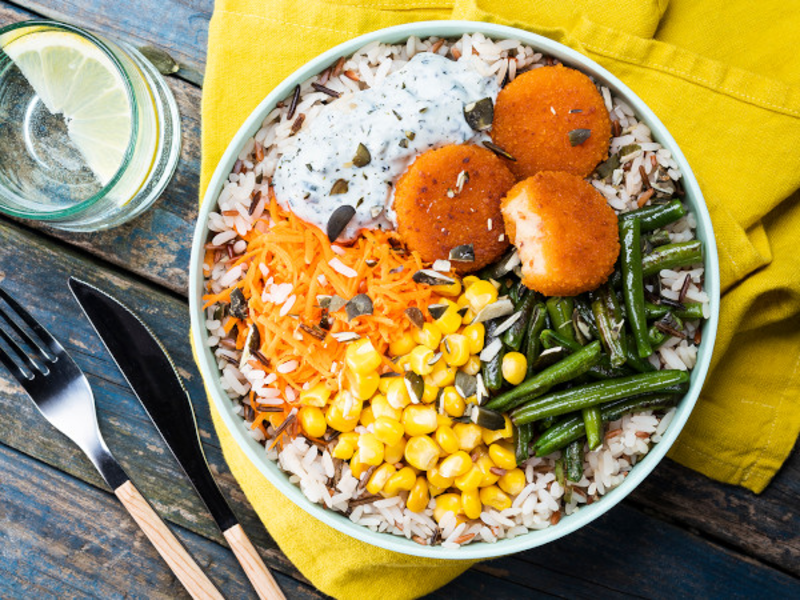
202, 32, 706, 548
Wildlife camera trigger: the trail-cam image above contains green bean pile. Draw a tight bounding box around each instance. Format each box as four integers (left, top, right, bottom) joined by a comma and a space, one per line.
477, 200, 705, 481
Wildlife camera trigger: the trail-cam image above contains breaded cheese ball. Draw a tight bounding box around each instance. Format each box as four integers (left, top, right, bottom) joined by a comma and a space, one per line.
492, 65, 611, 179
501, 171, 620, 296
394, 144, 516, 272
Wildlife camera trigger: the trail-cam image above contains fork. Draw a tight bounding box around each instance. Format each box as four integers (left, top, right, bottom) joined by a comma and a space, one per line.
0, 287, 224, 600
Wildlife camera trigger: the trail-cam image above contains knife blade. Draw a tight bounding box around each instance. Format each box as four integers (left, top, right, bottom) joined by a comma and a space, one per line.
68, 277, 285, 600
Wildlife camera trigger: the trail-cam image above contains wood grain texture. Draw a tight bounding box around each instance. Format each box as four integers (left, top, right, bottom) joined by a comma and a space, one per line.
0, 444, 325, 600
224, 524, 287, 600
3, 0, 211, 84
115, 480, 224, 600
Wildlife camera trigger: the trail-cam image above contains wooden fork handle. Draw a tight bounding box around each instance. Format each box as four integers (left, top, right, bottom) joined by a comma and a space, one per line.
224, 523, 286, 600
115, 480, 224, 600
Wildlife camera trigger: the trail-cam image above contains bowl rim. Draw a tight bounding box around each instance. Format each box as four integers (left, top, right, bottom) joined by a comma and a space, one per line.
189, 19, 720, 560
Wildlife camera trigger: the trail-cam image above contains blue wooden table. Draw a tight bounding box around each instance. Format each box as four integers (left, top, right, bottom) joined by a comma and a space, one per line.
0, 2, 798, 598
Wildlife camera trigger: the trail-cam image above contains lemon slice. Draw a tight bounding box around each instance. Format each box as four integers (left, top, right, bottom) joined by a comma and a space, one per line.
4, 30, 132, 186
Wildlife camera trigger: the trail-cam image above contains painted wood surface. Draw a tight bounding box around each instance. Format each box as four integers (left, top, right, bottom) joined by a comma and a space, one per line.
0, 1, 798, 598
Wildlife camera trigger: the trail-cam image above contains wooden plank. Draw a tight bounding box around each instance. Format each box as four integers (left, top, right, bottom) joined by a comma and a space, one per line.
6, 0, 211, 85
629, 445, 800, 576
0, 443, 325, 600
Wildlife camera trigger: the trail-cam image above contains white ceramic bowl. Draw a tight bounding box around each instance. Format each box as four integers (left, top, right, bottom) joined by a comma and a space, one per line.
189, 20, 720, 559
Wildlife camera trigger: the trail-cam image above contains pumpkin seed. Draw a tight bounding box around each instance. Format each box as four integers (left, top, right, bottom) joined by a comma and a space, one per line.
229, 288, 248, 319
404, 372, 425, 404
412, 269, 456, 286
471, 407, 506, 430
568, 128, 592, 146
473, 298, 515, 323
331, 331, 361, 342
352, 143, 371, 167
328, 295, 348, 313
327, 205, 356, 241
455, 371, 477, 399
345, 294, 373, 320
239, 324, 261, 368
449, 244, 475, 262
595, 154, 620, 179
330, 179, 349, 195
428, 303, 449, 320
482, 141, 516, 161
463, 97, 494, 131
404, 307, 425, 329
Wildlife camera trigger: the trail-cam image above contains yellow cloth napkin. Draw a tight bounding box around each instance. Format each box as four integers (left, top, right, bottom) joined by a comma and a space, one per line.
200, 1, 800, 597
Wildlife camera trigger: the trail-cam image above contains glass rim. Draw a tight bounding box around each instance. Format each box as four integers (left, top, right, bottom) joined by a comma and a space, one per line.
0, 19, 139, 220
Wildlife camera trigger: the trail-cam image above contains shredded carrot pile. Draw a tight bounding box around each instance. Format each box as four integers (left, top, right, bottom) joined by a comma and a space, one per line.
203, 198, 448, 434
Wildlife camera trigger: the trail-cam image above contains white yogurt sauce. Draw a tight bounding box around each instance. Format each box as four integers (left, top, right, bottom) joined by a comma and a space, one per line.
273, 53, 500, 241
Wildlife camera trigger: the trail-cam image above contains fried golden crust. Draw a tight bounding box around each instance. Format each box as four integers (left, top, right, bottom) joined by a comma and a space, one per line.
492, 65, 611, 179
394, 145, 516, 272
501, 171, 620, 296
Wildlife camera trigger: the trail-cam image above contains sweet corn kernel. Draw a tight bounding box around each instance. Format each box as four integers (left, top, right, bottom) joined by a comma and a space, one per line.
433, 493, 464, 523
482, 415, 513, 445
442, 386, 466, 417
406, 476, 430, 512
366, 463, 396, 495
384, 466, 416, 496
464, 280, 498, 313
434, 301, 462, 336
298, 406, 327, 438
395, 354, 412, 372
346, 369, 380, 400
412, 322, 442, 350
501, 352, 528, 386
436, 413, 453, 427
345, 338, 382, 375
428, 360, 456, 387
453, 422, 483, 451
475, 454, 500, 487
461, 275, 480, 290
384, 438, 406, 464
357, 433, 384, 466
427, 464, 455, 489
461, 307, 475, 325
433, 278, 462, 297
359, 405, 375, 428
461, 355, 481, 376
438, 450, 473, 478
461, 488, 482, 520
350, 452, 371, 479
435, 425, 460, 455
488, 441, 518, 470
409, 345, 435, 376
325, 391, 362, 432
332, 439, 355, 460
404, 435, 440, 471
373, 416, 404, 447
462, 323, 485, 355
454, 465, 484, 491
378, 377, 394, 395
339, 432, 360, 446
402, 405, 438, 436
422, 382, 439, 403
386, 377, 411, 410
442, 334, 470, 367
299, 383, 331, 407
389, 331, 416, 357
498, 468, 527, 496
428, 483, 447, 497
371, 393, 402, 421
479, 485, 512, 511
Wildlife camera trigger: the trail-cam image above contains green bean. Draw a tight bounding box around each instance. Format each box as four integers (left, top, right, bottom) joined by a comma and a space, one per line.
587, 360, 635, 380
645, 230, 672, 247
554, 457, 566, 488
485, 341, 602, 412
514, 423, 534, 466
511, 370, 689, 425
533, 392, 680, 456
523, 303, 548, 377
624, 346, 656, 373
618, 200, 686, 232
574, 295, 599, 340
591, 295, 625, 367
620, 218, 653, 358
582, 406, 603, 450
503, 289, 538, 351
565, 440, 584, 482
648, 324, 669, 348
546, 297, 575, 342
540, 329, 582, 352
508, 280, 523, 305
641, 241, 703, 278
481, 320, 504, 392
529, 346, 570, 372
644, 301, 705, 321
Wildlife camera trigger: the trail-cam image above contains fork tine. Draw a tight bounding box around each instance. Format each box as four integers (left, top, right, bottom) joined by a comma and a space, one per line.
0, 303, 54, 367
0, 287, 62, 359
0, 326, 36, 380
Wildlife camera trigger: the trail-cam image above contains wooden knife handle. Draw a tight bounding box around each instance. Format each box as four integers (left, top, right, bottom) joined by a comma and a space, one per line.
115, 480, 224, 600
224, 523, 286, 600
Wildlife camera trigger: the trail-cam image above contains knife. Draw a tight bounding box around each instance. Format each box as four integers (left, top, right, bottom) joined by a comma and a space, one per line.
68, 277, 285, 600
